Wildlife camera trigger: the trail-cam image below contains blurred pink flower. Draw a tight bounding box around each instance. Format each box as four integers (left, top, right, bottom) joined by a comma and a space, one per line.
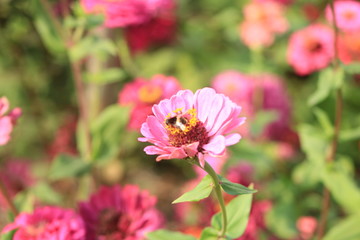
0, 160, 34, 209
81, 0, 172, 28
287, 24, 334, 76
326, 0, 360, 32
79, 185, 163, 240
2, 206, 85, 240
260, 74, 291, 141
125, 0, 176, 53
138, 88, 245, 167
296, 216, 318, 240
240, 21, 275, 49
0, 97, 21, 146
338, 32, 360, 64
211, 71, 293, 142
118, 75, 181, 130
255, 0, 293, 5
240, 1, 288, 48
226, 161, 254, 188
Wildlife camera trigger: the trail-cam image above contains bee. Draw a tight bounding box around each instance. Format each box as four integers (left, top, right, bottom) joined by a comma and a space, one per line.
165, 115, 188, 131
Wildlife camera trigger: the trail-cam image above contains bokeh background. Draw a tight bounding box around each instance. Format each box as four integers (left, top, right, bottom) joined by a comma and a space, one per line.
1, 0, 360, 239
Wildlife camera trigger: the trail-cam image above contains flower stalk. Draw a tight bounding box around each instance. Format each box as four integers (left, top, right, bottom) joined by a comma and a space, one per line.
316, 1, 343, 239
196, 160, 228, 239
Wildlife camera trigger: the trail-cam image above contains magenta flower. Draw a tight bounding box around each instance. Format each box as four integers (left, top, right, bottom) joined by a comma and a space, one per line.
79, 185, 163, 240
0, 97, 21, 146
326, 0, 360, 32
287, 24, 334, 76
212, 71, 292, 142
138, 88, 245, 167
125, 0, 176, 53
118, 74, 181, 130
81, 0, 172, 28
2, 206, 85, 240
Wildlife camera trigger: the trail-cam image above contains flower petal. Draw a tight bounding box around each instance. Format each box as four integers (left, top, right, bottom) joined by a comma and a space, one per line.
203, 135, 226, 156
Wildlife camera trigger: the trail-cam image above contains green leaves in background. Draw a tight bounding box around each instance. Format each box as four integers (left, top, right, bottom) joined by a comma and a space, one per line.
147, 230, 196, 240
69, 36, 117, 62
322, 166, 360, 215
265, 201, 298, 239
210, 185, 254, 239
250, 110, 278, 137
30, 182, 62, 205
91, 105, 130, 163
83, 68, 126, 84
32, 0, 65, 55
49, 154, 90, 180
172, 175, 213, 204
323, 214, 360, 240
308, 68, 344, 106
218, 175, 257, 196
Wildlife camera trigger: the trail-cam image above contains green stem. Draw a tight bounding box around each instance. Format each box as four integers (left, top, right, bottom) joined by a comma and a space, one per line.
203, 161, 228, 239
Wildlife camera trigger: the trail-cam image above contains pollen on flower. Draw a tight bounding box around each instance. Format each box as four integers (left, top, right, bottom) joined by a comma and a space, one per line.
138, 85, 163, 104
164, 108, 209, 150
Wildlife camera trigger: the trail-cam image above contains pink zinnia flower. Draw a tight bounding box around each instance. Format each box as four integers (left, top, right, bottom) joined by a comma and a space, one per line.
0, 97, 21, 146
81, 0, 171, 28
138, 88, 245, 167
125, 0, 176, 53
2, 206, 85, 240
212, 71, 292, 142
296, 216, 318, 240
338, 32, 360, 64
287, 24, 334, 76
118, 74, 181, 130
239, 1, 288, 49
79, 185, 163, 240
326, 0, 360, 32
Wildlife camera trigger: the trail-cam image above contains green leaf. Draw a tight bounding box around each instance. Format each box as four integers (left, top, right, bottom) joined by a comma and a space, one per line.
298, 124, 328, 165
147, 230, 196, 240
323, 214, 360, 240
83, 68, 126, 84
218, 175, 257, 195
211, 185, 253, 239
49, 154, 90, 180
14, 191, 35, 213
342, 63, 360, 74
322, 166, 360, 214
137, 49, 177, 78
30, 182, 62, 204
69, 36, 116, 62
1, 230, 16, 240
340, 126, 360, 142
250, 110, 278, 136
292, 161, 322, 188
199, 227, 220, 240
313, 108, 333, 138
32, 0, 65, 55
265, 202, 298, 239
91, 105, 130, 163
308, 68, 334, 106
172, 175, 213, 204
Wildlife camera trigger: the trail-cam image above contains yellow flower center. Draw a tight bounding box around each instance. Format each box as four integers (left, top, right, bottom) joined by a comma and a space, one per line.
138, 85, 162, 104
